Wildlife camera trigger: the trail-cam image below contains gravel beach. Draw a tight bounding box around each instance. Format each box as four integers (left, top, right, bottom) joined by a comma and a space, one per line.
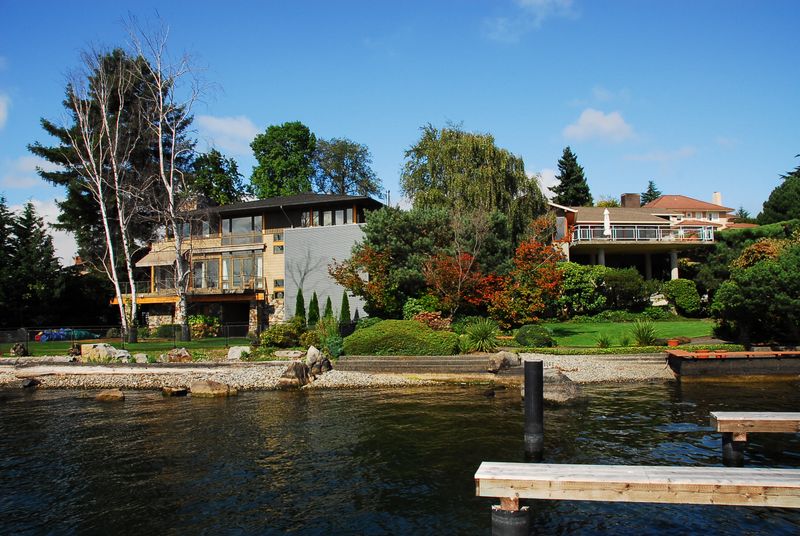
521, 352, 673, 383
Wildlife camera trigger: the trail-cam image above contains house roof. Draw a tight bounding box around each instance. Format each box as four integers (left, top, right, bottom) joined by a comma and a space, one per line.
643, 195, 733, 212
194, 193, 384, 216
725, 222, 759, 229
677, 218, 723, 227
571, 207, 675, 224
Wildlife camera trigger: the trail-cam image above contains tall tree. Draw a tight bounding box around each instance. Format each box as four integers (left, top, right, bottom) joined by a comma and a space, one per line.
313, 137, 382, 197
758, 161, 800, 224
551, 146, 592, 206
640, 180, 662, 205
323, 296, 334, 319
189, 148, 249, 205
307, 292, 320, 326
0, 197, 14, 326
339, 291, 351, 325
294, 287, 306, 325
250, 121, 316, 198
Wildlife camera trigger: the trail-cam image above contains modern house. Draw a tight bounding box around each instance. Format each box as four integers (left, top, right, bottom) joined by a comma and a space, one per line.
642, 192, 735, 229
552, 193, 717, 280
127, 193, 383, 334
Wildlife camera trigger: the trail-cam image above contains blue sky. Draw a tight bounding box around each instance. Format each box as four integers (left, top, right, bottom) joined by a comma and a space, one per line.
1, 0, 798, 261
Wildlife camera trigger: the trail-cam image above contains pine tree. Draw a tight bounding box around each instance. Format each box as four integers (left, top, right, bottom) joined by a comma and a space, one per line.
353, 309, 360, 323
294, 288, 306, 326
0, 197, 14, 326
640, 180, 662, 205
339, 291, 351, 326
758, 163, 800, 224
551, 146, 592, 206
307, 292, 320, 326
323, 296, 334, 318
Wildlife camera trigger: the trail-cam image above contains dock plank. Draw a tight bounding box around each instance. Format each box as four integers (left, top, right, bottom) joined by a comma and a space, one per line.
711, 412, 800, 433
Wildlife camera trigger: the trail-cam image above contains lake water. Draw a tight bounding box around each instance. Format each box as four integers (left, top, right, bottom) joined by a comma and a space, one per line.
1, 381, 800, 535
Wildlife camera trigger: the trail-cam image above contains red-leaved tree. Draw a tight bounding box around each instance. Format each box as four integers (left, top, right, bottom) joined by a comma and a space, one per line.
329, 245, 401, 317
422, 252, 485, 317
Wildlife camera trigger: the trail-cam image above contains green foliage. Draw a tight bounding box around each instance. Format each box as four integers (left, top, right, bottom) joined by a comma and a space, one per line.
402, 295, 441, 319
550, 146, 592, 206
299, 330, 320, 349
156, 324, 180, 339
596, 333, 612, 348
458, 334, 475, 354
758, 162, 800, 224
260, 318, 305, 348
641, 306, 675, 321
343, 320, 459, 356
313, 137, 382, 197
189, 149, 249, 205
640, 180, 662, 205
451, 315, 487, 335
630, 319, 658, 346
314, 316, 344, 358
137, 326, 151, 339
105, 327, 121, 339
187, 314, 221, 339
514, 324, 555, 347
556, 263, 607, 318
294, 288, 306, 326
323, 296, 334, 319
464, 318, 499, 352
250, 121, 316, 198
602, 267, 648, 311
618, 333, 632, 347
711, 245, 800, 344
662, 279, 702, 317
355, 316, 382, 331
308, 292, 320, 326
339, 291, 351, 325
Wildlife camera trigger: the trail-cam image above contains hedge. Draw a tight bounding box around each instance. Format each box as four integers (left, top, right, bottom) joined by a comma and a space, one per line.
343, 319, 459, 356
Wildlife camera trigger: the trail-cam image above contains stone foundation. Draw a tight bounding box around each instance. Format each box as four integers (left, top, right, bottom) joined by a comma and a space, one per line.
268, 298, 285, 326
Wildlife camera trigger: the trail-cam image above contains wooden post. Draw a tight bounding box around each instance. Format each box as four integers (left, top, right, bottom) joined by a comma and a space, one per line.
524, 360, 544, 461
722, 432, 747, 467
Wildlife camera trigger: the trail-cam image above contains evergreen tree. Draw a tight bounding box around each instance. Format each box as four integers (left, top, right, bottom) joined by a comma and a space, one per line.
189, 149, 249, 205
323, 296, 334, 318
640, 180, 662, 205
551, 146, 592, 206
758, 162, 800, 224
307, 291, 320, 326
294, 288, 306, 326
339, 291, 351, 325
353, 309, 360, 323
0, 197, 14, 326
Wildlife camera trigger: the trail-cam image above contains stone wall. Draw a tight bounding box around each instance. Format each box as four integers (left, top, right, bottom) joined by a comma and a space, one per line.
145, 304, 175, 329
268, 298, 285, 326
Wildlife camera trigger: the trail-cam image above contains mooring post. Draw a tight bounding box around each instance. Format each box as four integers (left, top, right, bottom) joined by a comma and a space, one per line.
722, 432, 746, 467
524, 360, 544, 461
491, 501, 530, 536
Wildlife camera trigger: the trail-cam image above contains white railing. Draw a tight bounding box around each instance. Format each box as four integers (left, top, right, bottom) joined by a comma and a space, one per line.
571, 225, 715, 243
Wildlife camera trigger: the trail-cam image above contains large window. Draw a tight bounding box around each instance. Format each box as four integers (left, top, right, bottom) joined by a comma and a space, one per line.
222, 215, 263, 244
192, 259, 220, 289
221, 252, 263, 290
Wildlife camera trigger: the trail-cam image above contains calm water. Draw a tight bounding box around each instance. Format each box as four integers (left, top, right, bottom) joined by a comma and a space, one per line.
2, 381, 800, 535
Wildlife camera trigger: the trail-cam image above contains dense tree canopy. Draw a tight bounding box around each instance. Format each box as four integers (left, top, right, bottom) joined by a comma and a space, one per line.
313, 137, 382, 197
250, 121, 316, 198
551, 146, 592, 206
758, 161, 800, 224
640, 180, 662, 205
189, 149, 249, 205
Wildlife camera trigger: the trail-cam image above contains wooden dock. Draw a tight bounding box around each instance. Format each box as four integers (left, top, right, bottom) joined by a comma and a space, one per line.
475, 462, 800, 508
711, 411, 800, 438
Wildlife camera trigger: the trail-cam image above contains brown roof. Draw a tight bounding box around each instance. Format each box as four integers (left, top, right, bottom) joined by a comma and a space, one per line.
725, 223, 759, 229
677, 218, 723, 227
571, 207, 674, 224
643, 195, 733, 212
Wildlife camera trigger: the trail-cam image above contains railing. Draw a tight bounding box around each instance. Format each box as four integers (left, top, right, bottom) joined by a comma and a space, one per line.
221, 232, 264, 246
571, 225, 715, 243
120, 277, 267, 295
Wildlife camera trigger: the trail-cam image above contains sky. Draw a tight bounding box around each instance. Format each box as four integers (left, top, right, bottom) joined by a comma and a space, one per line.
1, 0, 798, 262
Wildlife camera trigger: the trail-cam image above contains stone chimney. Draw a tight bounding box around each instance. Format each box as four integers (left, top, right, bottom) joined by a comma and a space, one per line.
620, 193, 641, 208
712, 192, 722, 206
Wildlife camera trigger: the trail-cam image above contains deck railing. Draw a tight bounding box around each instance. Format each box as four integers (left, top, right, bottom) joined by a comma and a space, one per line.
120, 276, 267, 295
571, 225, 715, 243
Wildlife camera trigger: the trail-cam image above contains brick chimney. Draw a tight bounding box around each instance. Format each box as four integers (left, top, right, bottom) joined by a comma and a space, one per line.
620, 193, 641, 208
712, 192, 722, 206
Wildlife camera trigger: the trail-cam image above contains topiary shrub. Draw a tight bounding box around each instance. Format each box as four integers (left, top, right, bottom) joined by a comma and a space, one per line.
662, 278, 702, 317
517, 325, 556, 347
355, 317, 382, 331
602, 267, 648, 311
514, 324, 555, 347
188, 314, 221, 339
343, 320, 459, 356
156, 324, 180, 339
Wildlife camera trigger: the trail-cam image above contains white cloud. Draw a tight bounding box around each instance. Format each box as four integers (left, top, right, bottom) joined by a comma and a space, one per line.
9, 198, 77, 263
485, 0, 575, 42
196, 114, 259, 156
563, 108, 635, 143
624, 146, 696, 162
0, 93, 9, 130
1, 155, 61, 189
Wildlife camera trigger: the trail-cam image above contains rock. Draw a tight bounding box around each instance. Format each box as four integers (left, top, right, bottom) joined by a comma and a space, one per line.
277, 361, 311, 389
114, 349, 132, 362
274, 350, 305, 359
81, 343, 117, 362
167, 348, 192, 363
227, 346, 251, 361
21, 378, 40, 389
67, 345, 81, 357
521, 368, 584, 405
496, 351, 521, 366
190, 380, 237, 397
95, 389, 125, 402
310, 362, 322, 376
10, 343, 29, 357
650, 294, 669, 307
483, 388, 496, 398
133, 353, 148, 364
305, 346, 321, 367
162, 386, 188, 397
487, 353, 513, 374
320, 358, 333, 373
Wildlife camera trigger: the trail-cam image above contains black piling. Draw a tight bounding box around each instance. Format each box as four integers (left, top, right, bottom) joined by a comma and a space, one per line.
524, 360, 544, 461
491, 506, 530, 536
722, 432, 746, 467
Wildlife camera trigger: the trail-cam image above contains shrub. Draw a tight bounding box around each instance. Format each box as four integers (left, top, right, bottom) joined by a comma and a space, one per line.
339, 291, 351, 325
188, 314, 221, 339
156, 324, 180, 339
662, 279, 702, 317
464, 318, 499, 352
356, 317, 382, 331
596, 333, 612, 348
105, 327, 121, 339
402, 295, 440, 319
514, 324, 555, 347
618, 333, 632, 347
343, 320, 459, 356
260, 318, 305, 348
458, 334, 475, 353
137, 326, 152, 339
294, 288, 306, 326
602, 268, 648, 311
630, 319, 658, 346
412, 311, 451, 331
299, 330, 320, 348
308, 292, 320, 326
556, 263, 607, 318
323, 296, 334, 319
641, 306, 675, 321
451, 315, 486, 335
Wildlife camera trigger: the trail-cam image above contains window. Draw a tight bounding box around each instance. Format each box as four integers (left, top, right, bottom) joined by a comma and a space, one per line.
273, 245, 284, 254
301, 210, 311, 227
710, 212, 719, 221
346, 207, 353, 224
312, 210, 321, 226
273, 279, 284, 289
323, 210, 333, 226
335, 209, 344, 225
273, 232, 284, 242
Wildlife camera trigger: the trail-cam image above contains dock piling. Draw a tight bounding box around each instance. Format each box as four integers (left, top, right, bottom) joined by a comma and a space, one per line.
524, 360, 544, 461
722, 432, 746, 467
491, 505, 530, 536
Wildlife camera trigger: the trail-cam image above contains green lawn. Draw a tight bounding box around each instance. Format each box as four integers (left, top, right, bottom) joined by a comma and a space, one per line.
543, 319, 714, 348
2, 337, 251, 357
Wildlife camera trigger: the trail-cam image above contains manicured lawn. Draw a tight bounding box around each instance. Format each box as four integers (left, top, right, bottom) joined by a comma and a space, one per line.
543, 319, 714, 348
3, 337, 251, 357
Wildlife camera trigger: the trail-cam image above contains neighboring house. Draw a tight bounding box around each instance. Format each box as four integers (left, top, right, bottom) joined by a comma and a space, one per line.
551, 193, 717, 280
642, 192, 735, 229
126, 193, 382, 335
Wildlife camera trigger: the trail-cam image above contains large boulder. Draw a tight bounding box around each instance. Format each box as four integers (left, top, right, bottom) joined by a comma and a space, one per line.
305, 346, 321, 367
167, 348, 192, 363
521, 368, 584, 405
133, 353, 148, 364
487, 351, 521, 373
96, 389, 125, 402
162, 386, 189, 397
227, 346, 251, 361
113, 349, 132, 363
190, 380, 237, 397
21, 378, 41, 389
10, 343, 29, 357
277, 361, 311, 389
81, 343, 117, 362
275, 350, 305, 359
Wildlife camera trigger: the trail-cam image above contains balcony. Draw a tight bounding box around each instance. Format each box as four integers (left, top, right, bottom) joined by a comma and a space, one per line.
120, 276, 267, 297
571, 225, 715, 244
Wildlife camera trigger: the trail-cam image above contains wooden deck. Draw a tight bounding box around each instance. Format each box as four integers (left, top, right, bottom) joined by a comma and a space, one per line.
711, 411, 800, 440
475, 462, 800, 508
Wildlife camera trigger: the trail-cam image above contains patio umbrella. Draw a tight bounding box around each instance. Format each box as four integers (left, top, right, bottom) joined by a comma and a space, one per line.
603, 208, 612, 238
